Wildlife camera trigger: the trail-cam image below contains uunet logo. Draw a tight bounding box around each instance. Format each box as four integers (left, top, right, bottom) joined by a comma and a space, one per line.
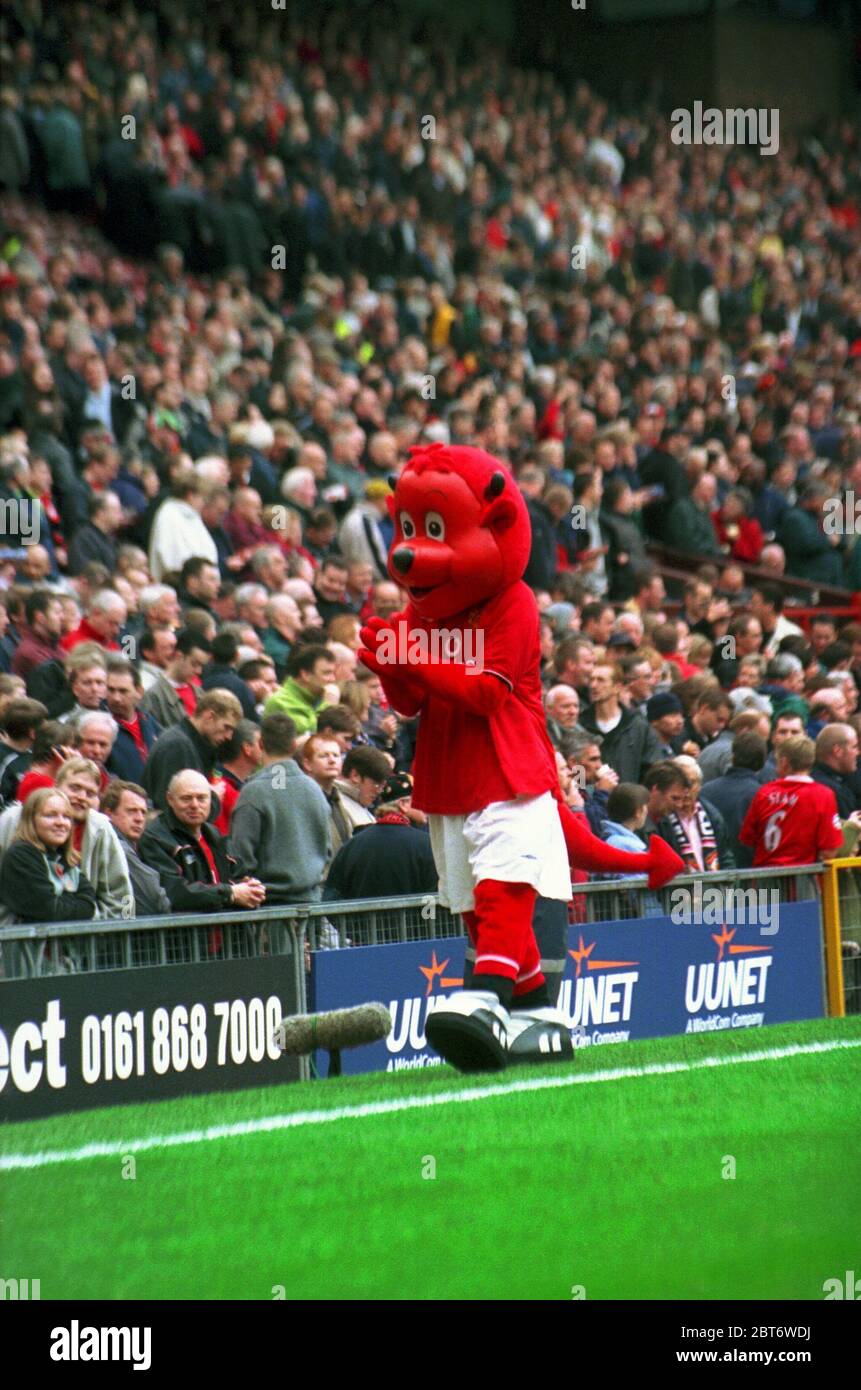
386, 951, 463, 1065
559, 934, 640, 1043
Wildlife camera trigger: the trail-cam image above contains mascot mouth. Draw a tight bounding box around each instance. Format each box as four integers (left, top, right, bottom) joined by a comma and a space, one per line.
409, 584, 438, 598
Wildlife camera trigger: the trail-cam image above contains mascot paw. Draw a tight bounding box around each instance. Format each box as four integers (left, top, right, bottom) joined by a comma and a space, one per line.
646, 835, 686, 890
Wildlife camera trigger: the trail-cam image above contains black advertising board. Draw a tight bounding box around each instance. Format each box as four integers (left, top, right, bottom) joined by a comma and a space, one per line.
0, 956, 300, 1120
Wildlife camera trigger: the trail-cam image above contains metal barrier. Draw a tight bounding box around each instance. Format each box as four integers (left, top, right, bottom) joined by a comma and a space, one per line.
0, 864, 836, 990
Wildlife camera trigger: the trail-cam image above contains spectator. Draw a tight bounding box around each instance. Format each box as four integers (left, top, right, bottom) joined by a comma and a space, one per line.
228, 713, 332, 904
711, 487, 764, 564
105, 659, 161, 782
545, 685, 585, 758
338, 480, 392, 579
58, 650, 108, 725
336, 745, 391, 822
312, 554, 354, 625
58, 589, 127, 655
579, 663, 663, 784
0, 787, 97, 926
66, 492, 123, 575
143, 688, 242, 811
316, 704, 362, 752
0, 697, 47, 803
639, 761, 689, 845
7, 718, 74, 804
139, 769, 266, 913
740, 735, 844, 867
777, 484, 846, 587
749, 583, 803, 658
211, 718, 263, 835
659, 758, 725, 872
101, 780, 171, 917
812, 724, 860, 819
202, 631, 257, 719
262, 594, 302, 678
11, 590, 63, 682
177, 557, 221, 618
646, 691, 686, 758
324, 771, 438, 901
299, 732, 368, 858
599, 783, 662, 916
681, 687, 732, 757
148, 472, 219, 581
140, 627, 210, 729
264, 642, 335, 733
72, 710, 117, 791
238, 658, 279, 716
665, 474, 722, 558
138, 625, 178, 692
567, 734, 619, 837
699, 708, 771, 785
694, 732, 768, 868
552, 636, 596, 702
0, 757, 132, 919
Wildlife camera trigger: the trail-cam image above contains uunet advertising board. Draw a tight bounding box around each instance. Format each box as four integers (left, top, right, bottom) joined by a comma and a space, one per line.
310, 903, 824, 1075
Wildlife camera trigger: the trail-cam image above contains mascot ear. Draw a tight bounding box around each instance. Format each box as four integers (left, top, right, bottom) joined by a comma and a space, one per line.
480, 496, 519, 534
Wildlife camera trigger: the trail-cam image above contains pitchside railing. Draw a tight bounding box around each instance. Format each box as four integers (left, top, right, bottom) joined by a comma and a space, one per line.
1, 863, 854, 1014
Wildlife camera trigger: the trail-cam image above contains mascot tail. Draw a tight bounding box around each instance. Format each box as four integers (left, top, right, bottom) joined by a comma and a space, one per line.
557, 800, 684, 890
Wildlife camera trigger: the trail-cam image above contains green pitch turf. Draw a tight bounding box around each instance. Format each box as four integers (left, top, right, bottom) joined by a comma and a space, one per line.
2, 1017, 860, 1300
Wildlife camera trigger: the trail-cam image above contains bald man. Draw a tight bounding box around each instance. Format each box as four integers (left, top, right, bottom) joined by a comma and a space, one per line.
139, 769, 266, 912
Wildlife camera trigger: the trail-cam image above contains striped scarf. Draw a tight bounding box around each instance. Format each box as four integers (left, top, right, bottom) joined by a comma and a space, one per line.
665, 803, 720, 873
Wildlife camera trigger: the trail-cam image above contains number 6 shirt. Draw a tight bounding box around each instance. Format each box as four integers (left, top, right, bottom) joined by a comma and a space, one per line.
739, 775, 843, 867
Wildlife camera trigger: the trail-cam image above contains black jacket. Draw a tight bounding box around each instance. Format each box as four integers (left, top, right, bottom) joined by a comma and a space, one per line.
0, 841, 97, 922
322, 820, 438, 901
697, 767, 762, 867
578, 704, 665, 784
142, 717, 219, 812
138, 810, 237, 912
523, 497, 558, 591
202, 665, 257, 720
812, 761, 857, 819
107, 710, 162, 783
66, 521, 118, 576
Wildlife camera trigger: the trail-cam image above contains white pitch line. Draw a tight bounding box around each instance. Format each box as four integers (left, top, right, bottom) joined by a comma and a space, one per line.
2, 1036, 860, 1173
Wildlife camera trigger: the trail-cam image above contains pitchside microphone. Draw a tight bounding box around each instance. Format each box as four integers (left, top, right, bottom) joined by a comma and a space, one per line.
275, 1003, 392, 1078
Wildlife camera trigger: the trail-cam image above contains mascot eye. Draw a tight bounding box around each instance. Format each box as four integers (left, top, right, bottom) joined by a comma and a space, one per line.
399, 512, 416, 539
425, 512, 446, 541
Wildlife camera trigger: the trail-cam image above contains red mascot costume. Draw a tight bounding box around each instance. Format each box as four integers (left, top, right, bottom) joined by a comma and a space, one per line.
359, 443, 683, 1072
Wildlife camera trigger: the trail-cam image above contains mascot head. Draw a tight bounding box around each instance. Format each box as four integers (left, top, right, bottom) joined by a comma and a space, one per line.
387, 443, 531, 619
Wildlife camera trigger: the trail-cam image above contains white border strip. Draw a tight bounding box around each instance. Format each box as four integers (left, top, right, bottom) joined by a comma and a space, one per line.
2, 1037, 860, 1172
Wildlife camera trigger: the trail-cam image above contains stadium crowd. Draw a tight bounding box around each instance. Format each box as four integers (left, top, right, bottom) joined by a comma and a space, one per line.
0, 0, 860, 933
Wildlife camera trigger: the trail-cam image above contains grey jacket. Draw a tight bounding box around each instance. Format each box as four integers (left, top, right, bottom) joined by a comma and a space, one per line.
140, 673, 188, 729
228, 758, 332, 903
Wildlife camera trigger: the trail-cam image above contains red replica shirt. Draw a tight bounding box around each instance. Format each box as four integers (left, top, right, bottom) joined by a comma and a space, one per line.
118, 715, 148, 763
409, 581, 559, 815
739, 777, 843, 867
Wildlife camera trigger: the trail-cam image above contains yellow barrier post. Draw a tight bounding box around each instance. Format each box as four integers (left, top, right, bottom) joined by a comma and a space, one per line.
819, 856, 861, 1017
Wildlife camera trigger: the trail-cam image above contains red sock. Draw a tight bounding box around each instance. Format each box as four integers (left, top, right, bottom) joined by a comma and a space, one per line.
471, 879, 538, 984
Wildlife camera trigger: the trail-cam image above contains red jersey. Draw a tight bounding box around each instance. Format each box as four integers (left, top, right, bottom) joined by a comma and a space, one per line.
409, 581, 559, 815
739, 777, 843, 867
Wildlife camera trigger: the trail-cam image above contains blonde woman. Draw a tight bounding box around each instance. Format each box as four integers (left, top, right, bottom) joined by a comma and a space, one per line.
0, 787, 97, 923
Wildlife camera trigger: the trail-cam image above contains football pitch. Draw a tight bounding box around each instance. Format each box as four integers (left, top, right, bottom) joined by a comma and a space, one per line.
2, 1016, 860, 1301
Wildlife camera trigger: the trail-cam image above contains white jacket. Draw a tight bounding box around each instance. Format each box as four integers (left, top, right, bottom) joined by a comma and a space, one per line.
148, 498, 218, 581
0, 805, 133, 924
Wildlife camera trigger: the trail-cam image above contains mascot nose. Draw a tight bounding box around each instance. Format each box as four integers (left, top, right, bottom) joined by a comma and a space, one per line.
391, 547, 414, 576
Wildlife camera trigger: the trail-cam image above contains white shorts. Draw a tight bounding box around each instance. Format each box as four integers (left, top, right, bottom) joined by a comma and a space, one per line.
428, 792, 572, 915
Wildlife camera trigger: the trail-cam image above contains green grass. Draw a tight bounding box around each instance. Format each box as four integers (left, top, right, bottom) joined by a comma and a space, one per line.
2, 1017, 860, 1300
